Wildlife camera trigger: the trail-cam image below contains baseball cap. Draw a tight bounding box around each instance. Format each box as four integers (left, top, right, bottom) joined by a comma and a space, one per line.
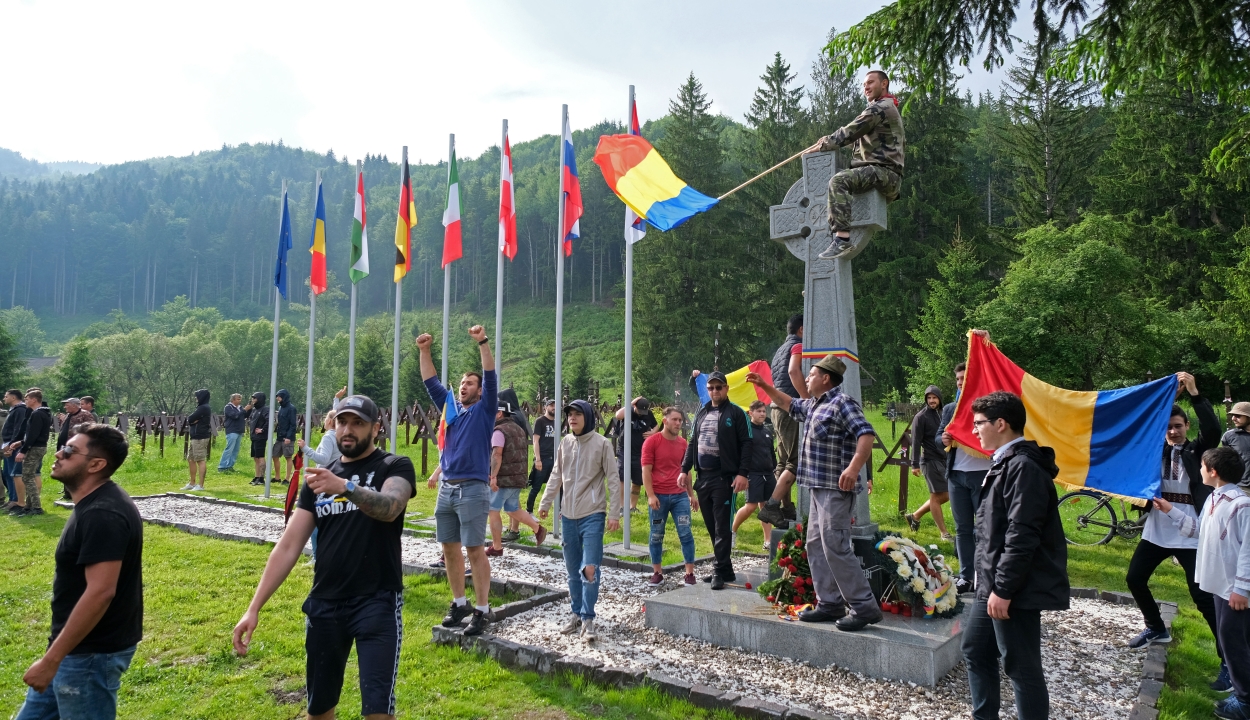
497, 401, 514, 414
1231, 401, 1250, 418
335, 395, 380, 424
706, 371, 729, 385
635, 397, 652, 412
61, 397, 82, 405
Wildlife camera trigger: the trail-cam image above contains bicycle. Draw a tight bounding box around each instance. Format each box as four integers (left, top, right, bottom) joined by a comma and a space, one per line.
1058, 488, 1148, 546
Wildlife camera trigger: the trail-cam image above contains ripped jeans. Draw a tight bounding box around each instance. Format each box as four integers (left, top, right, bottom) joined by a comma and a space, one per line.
17, 645, 136, 720
561, 512, 606, 620
649, 492, 696, 566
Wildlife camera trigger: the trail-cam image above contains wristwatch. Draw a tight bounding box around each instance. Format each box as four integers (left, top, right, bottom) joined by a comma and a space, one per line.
344, 479, 357, 494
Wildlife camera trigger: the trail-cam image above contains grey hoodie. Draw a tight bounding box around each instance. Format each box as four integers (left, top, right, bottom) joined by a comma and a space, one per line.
539, 399, 622, 520
909, 385, 945, 466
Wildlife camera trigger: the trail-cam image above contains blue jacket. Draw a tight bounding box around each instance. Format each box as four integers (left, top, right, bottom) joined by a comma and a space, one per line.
425, 370, 498, 483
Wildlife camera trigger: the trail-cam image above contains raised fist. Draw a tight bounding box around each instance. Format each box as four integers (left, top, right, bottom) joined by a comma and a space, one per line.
468, 325, 487, 342
415, 334, 433, 350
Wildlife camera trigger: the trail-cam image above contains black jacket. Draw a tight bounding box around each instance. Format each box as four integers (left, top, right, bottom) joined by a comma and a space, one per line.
222, 402, 247, 435
249, 395, 268, 441
681, 399, 754, 478
2, 403, 28, 445
188, 389, 212, 440
938, 401, 958, 474
1155, 392, 1221, 514
910, 386, 944, 466
975, 439, 1069, 610
274, 389, 297, 441
22, 406, 53, 449
748, 421, 777, 475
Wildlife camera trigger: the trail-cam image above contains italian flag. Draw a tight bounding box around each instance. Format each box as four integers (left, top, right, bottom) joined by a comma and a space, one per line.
442, 144, 463, 268
349, 170, 369, 283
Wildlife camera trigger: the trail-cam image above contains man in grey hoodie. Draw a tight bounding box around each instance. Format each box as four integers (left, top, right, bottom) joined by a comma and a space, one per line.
905, 386, 951, 539
538, 399, 621, 644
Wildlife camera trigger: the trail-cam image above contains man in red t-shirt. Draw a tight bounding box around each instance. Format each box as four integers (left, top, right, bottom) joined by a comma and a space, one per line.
641, 407, 700, 586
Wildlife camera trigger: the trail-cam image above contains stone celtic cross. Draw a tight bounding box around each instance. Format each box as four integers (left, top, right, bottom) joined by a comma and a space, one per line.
769, 150, 888, 537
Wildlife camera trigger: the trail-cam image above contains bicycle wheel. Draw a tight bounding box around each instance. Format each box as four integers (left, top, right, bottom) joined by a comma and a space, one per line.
1058, 490, 1118, 546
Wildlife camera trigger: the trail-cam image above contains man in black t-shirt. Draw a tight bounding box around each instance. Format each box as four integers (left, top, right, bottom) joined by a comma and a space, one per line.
523, 399, 557, 517
233, 395, 416, 720
18, 424, 142, 720
612, 397, 659, 513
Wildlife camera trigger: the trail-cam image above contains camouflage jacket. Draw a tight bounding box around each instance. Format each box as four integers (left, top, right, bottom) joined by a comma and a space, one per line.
817, 97, 905, 176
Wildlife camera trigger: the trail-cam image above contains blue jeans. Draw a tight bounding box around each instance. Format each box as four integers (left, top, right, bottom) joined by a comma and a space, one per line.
17, 646, 136, 720
217, 433, 242, 470
947, 469, 985, 585
648, 493, 695, 565
2, 455, 20, 503
561, 512, 606, 620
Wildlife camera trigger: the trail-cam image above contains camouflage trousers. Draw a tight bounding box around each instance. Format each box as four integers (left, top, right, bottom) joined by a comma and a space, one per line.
20, 445, 45, 511
827, 165, 901, 233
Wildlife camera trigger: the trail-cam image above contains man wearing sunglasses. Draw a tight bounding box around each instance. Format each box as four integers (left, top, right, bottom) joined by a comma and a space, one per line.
17, 424, 142, 720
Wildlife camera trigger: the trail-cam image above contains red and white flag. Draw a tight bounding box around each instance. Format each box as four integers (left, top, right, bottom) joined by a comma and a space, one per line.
499, 132, 517, 260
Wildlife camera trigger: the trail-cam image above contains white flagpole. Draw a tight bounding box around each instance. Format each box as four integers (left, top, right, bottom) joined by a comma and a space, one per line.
305, 171, 319, 457
348, 160, 361, 396
495, 119, 506, 386
442, 134, 454, 387
391, 148, 406, 453
622, 86, 634, 549
553, 105, 567, 537
265, 180, 285, 499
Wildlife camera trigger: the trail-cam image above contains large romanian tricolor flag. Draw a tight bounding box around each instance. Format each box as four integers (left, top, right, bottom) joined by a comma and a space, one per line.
623, 99, 646, 245
948, 333, 1177, 502
561, 113, 582, 256
394, 154, 417, 282
693, 361, 774, 409
436, 393, 461, 453
308, 178, 327, 295
593, 134, 718, 232
443, 142, 463, 268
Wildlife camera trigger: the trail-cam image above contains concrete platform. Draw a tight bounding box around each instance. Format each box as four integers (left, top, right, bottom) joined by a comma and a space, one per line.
643, 581, 969, 686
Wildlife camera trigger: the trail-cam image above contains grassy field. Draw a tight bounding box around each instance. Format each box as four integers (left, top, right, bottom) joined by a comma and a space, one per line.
0, 407, 1223, 718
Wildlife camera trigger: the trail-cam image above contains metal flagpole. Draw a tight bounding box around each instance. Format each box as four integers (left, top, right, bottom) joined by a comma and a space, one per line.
552, 104, 567, 537
495, 119, 506, 386
348, 160, 361, 395
622, 86, 634, 548
442, 134, 454, 387
305, 171, 319, 457
265, 180, 285, 499
391, 148, 406, 453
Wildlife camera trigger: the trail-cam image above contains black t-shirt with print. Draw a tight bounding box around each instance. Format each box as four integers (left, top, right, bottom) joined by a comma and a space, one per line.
51, 481, 144, 654
296, 449, 417, 600
533, 416, 557, 462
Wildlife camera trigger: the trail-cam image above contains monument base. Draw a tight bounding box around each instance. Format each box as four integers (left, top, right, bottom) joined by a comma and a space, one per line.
644, 582, 968, 687
603, 541, 649, 559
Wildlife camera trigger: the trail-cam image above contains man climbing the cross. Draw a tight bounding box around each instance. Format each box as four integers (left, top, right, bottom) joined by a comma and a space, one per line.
809, 69, 905, 260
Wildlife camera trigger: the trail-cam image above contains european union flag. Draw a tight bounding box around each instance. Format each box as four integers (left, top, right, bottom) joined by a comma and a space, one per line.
274, 189, 293, 299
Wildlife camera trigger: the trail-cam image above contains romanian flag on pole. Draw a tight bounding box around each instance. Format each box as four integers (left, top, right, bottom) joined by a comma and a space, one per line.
693, 361, 774, 408
349, 170, 369, 283
443, 142, 463, 267
394, 154, 417, 282
499, 131, 518, 260
623, 99, 646, 245
561, 113, 582, 256
308, 178, 327, 295
948, 333, 1178, 502
593, 134, 718, 232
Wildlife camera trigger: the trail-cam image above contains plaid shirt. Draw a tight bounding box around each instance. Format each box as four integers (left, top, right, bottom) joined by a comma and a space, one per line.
788, 388, 875, 492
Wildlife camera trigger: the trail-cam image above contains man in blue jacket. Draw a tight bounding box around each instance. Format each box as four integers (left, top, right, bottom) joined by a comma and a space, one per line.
217, 393, 250, 473
417, 325, 498, 637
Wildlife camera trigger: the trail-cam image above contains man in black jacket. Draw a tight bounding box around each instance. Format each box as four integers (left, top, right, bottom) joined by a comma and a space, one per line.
12, 389, 53, 516
680, 370, 753, 589
905, 385, 950, 538
248, 393, 269, 486
962, 391, 1068, 720
2, 388, 29, 508
181, 389, 212, 491
273, 389, 297, 485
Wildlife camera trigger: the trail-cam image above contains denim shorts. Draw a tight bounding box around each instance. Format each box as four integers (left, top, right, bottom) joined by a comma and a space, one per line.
17, 645, 136, 720
490, 487, 522, 513
435, 480, 490, 547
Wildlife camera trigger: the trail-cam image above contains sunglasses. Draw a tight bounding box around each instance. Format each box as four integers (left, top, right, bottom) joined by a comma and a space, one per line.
57, 445, 105, 461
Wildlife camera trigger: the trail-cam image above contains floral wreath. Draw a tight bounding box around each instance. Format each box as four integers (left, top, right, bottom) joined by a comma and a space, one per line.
757, 522, 815, 613
868, 533, 963, 618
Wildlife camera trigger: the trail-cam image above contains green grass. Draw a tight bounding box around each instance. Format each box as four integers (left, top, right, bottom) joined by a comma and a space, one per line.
0, 408, 1219, 718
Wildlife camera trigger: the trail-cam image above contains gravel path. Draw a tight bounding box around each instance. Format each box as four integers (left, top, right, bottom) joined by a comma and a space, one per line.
133, 495, 1144, 720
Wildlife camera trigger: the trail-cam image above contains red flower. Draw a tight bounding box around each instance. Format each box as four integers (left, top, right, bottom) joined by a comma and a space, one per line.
766, 595, 776, 603
794, 540, 803, 549
795, 523, 804, 533
801, 551, 808, 560
792, 578, 804, 589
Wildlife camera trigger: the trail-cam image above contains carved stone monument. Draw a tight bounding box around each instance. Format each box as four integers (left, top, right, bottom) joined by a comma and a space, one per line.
769, 150, 888, 538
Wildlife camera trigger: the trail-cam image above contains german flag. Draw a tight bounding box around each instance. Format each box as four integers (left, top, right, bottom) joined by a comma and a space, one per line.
394, 151, 418, 282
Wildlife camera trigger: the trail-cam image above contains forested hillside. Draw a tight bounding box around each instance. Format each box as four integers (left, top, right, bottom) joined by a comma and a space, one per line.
2, 30, 1248, 410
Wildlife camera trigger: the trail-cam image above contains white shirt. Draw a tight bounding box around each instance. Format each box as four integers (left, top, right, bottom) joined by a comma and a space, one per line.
953, 446, 992, 472
1143, 444, 1199, 549
1168, 484, 1250, 599
991, 436, 1025, 464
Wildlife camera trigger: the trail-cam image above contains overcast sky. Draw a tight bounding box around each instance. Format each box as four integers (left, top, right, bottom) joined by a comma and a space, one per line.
1, 0, 1024, 166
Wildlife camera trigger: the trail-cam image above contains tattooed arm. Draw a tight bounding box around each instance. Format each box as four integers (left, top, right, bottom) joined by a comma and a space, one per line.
305, 467, 413, 523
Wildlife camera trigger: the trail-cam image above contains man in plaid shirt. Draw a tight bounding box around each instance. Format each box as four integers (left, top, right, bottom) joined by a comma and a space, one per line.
748, 354, 882, 631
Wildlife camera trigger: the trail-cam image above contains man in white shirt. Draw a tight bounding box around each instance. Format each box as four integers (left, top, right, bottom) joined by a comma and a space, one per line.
938, 362, 993, 594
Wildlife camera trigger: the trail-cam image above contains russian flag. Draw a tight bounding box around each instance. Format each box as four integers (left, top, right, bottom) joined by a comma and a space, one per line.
561, 113, 582, 256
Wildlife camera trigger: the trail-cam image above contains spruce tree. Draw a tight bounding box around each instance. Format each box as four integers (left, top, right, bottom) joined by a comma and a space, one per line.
566, 350, 591, 401
907, 229, 991, 398
0, 322, 22, 392
353, 332, 391, 404
54, 338, 105, 409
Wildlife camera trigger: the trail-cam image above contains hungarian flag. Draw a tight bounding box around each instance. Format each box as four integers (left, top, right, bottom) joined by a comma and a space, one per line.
624, 98, 646, 245
349, 170, 369, 283
442, 143, 463, 268
394, 155, 417, 282
561, 112, 582, 256
499, 132, 517, 260
308, 178, 327, 295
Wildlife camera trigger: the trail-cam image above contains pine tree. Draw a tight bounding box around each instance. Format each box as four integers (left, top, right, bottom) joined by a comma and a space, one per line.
907, 228, 991, 399
566, 350, 591, 401
353, 332, 391, 404
54, 338, 105, 409
0, 321, 22, 392
526, 339, 556, 403
809, 29, 865, 137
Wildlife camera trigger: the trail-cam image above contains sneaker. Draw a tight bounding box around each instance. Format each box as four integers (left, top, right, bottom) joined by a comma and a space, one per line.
683, 573, 697, 585
1212, 663, 1234, 693
1128, 627, 1172, 649
429, 557, 446, 569
763, 542, 771, 554
485, 547, 504, 557
1215, 696, 1250, 720
940, 532, 954, 542
580, 618, 597, 642
19, 508, 44, 517
816, 236, 853, 260
905, 513, 921, 532
500, 530, 520, 543
647, 572, 664, 587
955, 577, 973, 595
464, 610, 490, 636
8, 507, 27, 516
181, 483, 196, 491
441, 602, 473, 628
249, 477, 264, 486
535, 525, 547, 546
193, 485, 205, 491
757, 500, 786, 527
559, 613, 583, 635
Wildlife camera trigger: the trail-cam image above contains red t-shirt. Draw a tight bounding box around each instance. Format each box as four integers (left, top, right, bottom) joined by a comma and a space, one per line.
641, 432, 688, 495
